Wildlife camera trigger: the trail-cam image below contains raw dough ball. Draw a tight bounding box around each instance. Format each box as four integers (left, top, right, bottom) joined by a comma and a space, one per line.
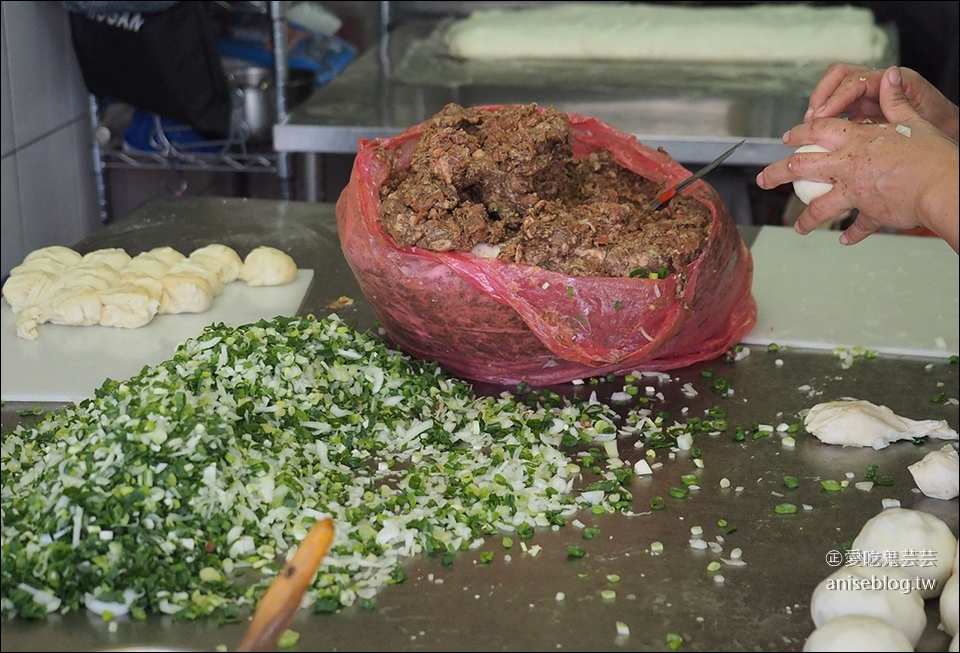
158, 272, 214, 314
803, 399, 959, 449
81, 247, 131, 271
239, 246, 298, 286
22, 245, 82, 267
908, 445, 960, 500
810, 565, 926, 646
9, 257, 71, 278
851, 507, 957, 599
190, 244, 243, 284
43, 287, 103, 327
802, 614, 913, 652
138, 246, 185, 267
792, 144, 834, 204
99, 283, 159, 329
942, 573, 959, 637
123, 253, 171, 280
168, 259, 225, 296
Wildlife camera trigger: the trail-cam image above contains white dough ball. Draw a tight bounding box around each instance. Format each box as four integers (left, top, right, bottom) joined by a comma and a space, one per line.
802, 614, 913, 652
908, 445, 960, 500
942, 573, 960, 637
851, 507, 957, 599
810, 565, 926, 646
792, 144, 834, 204
240, 246, 298, 286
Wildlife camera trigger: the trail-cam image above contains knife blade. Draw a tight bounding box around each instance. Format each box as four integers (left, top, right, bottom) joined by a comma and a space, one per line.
651, 139, 745, 211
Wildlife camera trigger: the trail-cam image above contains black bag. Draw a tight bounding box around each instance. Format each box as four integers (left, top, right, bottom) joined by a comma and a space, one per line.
66, 1, 233, 139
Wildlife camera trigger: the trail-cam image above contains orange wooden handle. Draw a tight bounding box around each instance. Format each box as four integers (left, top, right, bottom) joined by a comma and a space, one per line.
236, 518, 335, 652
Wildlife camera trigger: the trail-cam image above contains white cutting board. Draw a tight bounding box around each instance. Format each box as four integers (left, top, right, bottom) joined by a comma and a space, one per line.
742, 227, 958, 357
1, 270, 314, 403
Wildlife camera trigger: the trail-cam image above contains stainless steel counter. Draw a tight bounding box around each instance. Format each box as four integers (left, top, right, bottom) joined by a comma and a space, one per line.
272, 18, 895, 166
2, 196, 957, 653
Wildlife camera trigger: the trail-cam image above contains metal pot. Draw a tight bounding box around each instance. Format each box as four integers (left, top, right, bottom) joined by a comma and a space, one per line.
226, 65, 315, 144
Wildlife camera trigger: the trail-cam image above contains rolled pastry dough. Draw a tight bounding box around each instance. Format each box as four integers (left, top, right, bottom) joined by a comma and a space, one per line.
444, 3, 889, 64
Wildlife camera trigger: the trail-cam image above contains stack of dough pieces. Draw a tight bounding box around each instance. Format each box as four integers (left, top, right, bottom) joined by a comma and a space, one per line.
2, 244, 298, 340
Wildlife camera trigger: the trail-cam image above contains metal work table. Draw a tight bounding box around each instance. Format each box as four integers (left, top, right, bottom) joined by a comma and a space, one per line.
1, 196, 957, 652
272, 17, 884, 166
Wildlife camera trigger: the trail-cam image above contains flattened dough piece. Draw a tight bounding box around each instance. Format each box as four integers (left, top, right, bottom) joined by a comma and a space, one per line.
240, 246, 298, 286
190, 244, 243, 284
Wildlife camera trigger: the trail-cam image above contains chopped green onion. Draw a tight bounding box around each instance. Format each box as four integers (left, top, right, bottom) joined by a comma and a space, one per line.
669, 486, 689, 499
666, 633, 683, 650
775, 503, 798, 514
783, 476, 799, 489
820, 480, 842, 492
567, 545, 587, 559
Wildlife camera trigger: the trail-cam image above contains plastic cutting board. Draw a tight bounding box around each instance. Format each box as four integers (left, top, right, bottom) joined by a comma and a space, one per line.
1, 270, 314, 403
741, 227, 958, 357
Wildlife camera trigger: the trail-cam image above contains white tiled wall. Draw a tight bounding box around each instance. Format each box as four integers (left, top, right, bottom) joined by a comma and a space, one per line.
0, 1, 101, 278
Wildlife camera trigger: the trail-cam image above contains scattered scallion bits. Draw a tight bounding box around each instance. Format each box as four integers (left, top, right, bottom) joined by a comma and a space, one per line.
820, 480, 842, 492
775, 503, 798, 514
667, 633, 683, 650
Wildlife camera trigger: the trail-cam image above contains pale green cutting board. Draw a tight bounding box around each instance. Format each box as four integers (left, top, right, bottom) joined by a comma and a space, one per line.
741, 226, 958, 358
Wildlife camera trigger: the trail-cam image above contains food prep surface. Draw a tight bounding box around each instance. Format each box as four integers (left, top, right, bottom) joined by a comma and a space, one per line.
1, 196, 957, 652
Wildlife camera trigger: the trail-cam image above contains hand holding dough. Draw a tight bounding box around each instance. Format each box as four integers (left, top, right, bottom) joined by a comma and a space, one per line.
240, 246, 298, 286
792, 144, 834, 204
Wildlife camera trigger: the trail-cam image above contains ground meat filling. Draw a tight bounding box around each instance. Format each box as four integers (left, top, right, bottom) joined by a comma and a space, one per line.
377, 103, 713, 278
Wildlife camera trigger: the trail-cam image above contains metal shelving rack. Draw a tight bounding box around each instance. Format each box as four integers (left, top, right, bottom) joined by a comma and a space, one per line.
88, 1, 292, 223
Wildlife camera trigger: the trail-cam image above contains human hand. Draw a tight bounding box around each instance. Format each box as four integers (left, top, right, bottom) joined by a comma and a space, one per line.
757, 67, 959, 253
805, 64, 959, 142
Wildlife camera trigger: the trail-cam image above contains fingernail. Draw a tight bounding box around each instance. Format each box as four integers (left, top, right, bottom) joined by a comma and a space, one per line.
813, 105, 826, 115
839, 232, 850, 245
887, 66, 901, 85
803, 107, 814, 121
781, 130, 790, 143
755, 171, 765, 186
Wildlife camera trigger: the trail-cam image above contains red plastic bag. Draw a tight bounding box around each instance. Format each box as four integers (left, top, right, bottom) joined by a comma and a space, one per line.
336, 108, 757, 386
